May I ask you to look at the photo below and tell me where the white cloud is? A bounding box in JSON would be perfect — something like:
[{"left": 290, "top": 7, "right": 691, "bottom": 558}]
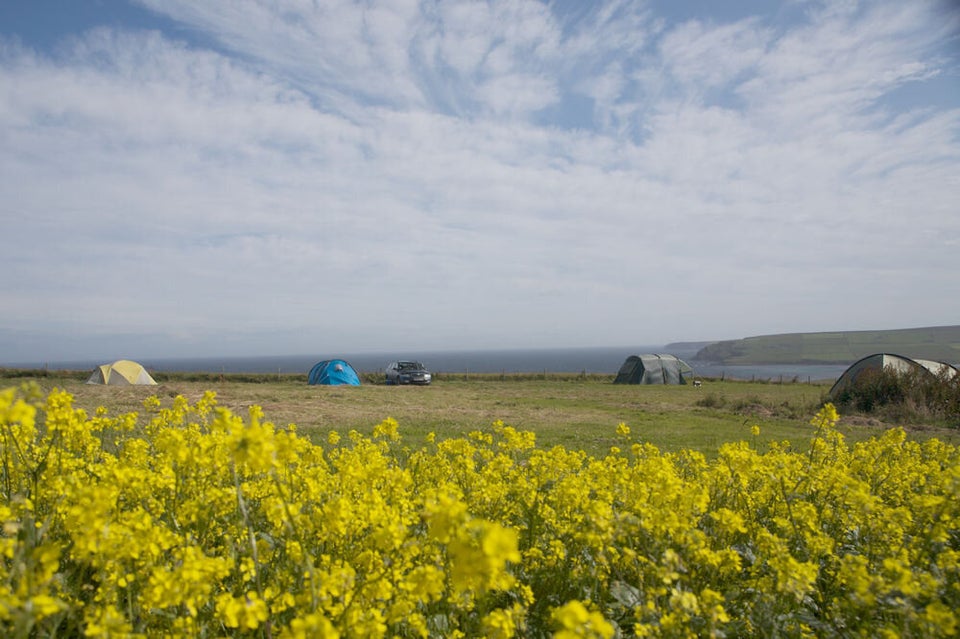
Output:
[
  {"left": 1, "top": 0, "right": 958, "bottom": 361},
  {"left": 659, "top": 18, "right": 769, "bottom": 91}
]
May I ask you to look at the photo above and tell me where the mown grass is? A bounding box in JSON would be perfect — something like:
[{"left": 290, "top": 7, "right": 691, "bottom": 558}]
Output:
[{"left": 5, "top": 369, "right": 959, "bottom": 457}]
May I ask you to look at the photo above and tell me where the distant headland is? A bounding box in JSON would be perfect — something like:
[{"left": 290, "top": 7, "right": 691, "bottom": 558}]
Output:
[{"left": 674, "top": 325, "right": 960, "bottom": 366}]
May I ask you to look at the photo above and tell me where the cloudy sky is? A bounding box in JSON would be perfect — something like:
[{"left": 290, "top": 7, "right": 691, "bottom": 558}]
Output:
[{"left": 1, "top": 0, "right": 958, "bottom": 363}]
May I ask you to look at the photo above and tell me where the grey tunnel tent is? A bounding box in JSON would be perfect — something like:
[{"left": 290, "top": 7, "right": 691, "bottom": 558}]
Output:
[
  {"left": 828, "top": 353, "right": 958, "bottom": 401},
  {"left": 614, "top": 354, "right": 694, "bottom": 385}
]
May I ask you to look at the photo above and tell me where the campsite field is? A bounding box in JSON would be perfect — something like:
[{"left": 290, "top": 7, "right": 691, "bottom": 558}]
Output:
[{"left": 5, "top": 372, "right": 959, "bottom": 456}]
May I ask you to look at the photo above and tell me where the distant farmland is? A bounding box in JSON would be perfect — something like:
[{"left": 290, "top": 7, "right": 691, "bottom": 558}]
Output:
[{"left": 695, "top": 325, "right": 960, "bottom": 365}]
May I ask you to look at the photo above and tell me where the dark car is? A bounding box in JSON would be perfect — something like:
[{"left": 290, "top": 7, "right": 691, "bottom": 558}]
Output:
[{"left": 385, "top": 361, "right": 432, "bottom": 385}]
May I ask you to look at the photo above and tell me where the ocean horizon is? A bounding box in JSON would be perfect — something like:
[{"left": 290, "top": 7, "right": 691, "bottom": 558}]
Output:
[{"left": 5, "top": 345, "right": 848, "bottom": 382}]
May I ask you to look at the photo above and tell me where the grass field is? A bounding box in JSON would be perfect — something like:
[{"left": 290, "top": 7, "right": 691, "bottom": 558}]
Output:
[{"left": 5, "top": 371, "right": 959, "bottom": 457}]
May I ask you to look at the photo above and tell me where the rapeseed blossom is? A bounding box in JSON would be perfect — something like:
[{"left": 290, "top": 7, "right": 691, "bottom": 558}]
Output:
[
  {"left": 552, "top": 600, "right": 615, "bottom": 639},
  {"left": 1, "top": 388, "right": 959, "bottom": 638}
]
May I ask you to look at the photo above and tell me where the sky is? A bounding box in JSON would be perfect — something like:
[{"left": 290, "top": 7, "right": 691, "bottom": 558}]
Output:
[{"left": 1, "top": 0, "right": 959, "bottom": 363}]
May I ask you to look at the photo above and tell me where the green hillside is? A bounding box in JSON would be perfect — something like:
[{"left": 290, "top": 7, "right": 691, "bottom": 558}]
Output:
[{"left": 695, "top": 325, "right": 960, "bottom": 365}]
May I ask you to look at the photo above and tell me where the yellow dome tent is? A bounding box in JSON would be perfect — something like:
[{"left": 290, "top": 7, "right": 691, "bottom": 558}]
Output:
[{"left": 86, "top": 359, "right": 158, "bottom": 385}]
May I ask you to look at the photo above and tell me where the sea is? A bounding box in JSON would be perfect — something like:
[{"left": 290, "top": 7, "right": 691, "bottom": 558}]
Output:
[{"left": 12, "top": 345, "right": 849, "bottom": 382}]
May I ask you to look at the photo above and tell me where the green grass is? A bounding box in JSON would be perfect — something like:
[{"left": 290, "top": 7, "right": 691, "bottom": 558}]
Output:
[{"left": 4, "top": 371, "right": 959, "bottom": 458}]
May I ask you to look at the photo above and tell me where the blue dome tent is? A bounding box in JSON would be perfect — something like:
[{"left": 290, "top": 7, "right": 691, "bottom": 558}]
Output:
[{"left": 308, "top": 359, "right": 361, "bottom": 386}]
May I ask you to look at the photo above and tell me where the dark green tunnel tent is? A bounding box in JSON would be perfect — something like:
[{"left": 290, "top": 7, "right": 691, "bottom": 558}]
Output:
[{"left": 614, "top": 354, "right": 694, "bottom": 385}]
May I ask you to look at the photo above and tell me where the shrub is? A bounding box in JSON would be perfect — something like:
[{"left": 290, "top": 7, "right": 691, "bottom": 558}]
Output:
[
  {"left": 833, "top": 366, "right": 960, "bottom": 426},
  {"left": 695, "top": 392, "right": 726, "bottom": 408}
]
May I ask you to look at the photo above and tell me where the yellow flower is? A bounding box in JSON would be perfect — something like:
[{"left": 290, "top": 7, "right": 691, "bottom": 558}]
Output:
[
  {"left": 83, "top": 604, "right": 133, "bottom": 638},
  {"left": 551, "top": 600, "right": 614, "bottom": 639},
  {"left": 448, "top": 520, "right": 520, "bottom": 594},
  {"left": 482, "top": 604, "right": 525, "bottom": 639},
  {"left": 923, "top": 601, "right": 957, "bottom": 636},
  {"left": 668, "top": 588, "right": 699, "bottom": 615},
  {"left": 810, "top": 402, "right": 839, "bottom": 430},
  {"left": 3, "top": 385, "right": 960, "bottom": 638},
  {"left": 373, "top": 417, "right": 400, "bottom": 442},
  {"left": 403, "top": 565, "right": 445, "bottom": 603},
  {"left": 279, "top": 613, "right": 340, "bottom": 639},
  {"left": 216, "top": 591, "right": 270, "bottom": 630}
]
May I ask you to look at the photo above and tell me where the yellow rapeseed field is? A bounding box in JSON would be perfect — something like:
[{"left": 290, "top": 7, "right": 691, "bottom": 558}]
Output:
[{"left": 1, "top": 383, "right": 958, "bottom": 637}]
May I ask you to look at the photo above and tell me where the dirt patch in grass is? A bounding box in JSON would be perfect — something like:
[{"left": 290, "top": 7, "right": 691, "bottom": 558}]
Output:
[{"left": 840, "top": 415, "right": 890, "bottom": 429}]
